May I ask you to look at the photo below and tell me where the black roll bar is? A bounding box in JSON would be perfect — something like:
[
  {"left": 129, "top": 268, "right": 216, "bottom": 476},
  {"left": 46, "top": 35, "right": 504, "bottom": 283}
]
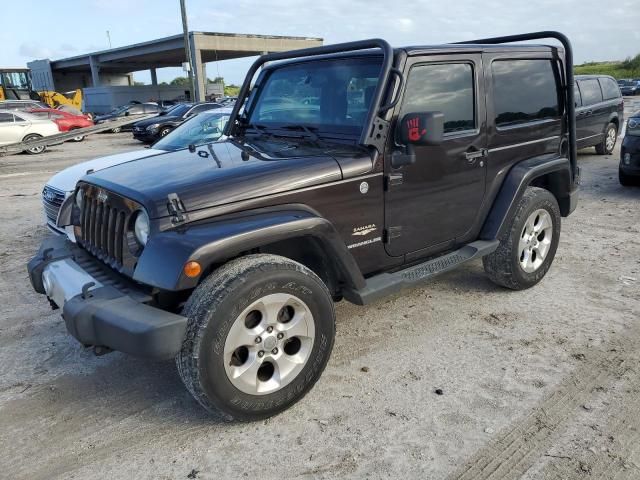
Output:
[
  {"left": 223, "top": 38, "right": 395, "bottom": 149},
  {"left": 454, "top": 31, "right": 577, "bottom": 183}
]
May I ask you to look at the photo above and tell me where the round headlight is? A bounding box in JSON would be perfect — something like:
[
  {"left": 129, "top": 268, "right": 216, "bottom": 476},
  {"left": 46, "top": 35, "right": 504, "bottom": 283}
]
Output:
[
  {"left": 629, "top": 119, "right": 639, "bottom": 130},
  {"left": 75, "top": 189, "right": 83, "bottom": 209},
  {"left": 134, "top": 210, "right": 150, "bottom": 246}
]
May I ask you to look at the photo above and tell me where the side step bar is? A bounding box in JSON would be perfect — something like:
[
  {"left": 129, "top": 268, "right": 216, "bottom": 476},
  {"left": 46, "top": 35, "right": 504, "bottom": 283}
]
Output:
[{"left": 343, "top": 240, "right": 499, "bottom": 305}]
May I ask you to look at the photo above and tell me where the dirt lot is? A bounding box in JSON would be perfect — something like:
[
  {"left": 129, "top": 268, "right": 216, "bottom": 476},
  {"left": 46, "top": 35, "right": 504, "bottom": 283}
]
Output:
[{"left": 0, "top": 103, "right": 639, "bottom": 480}]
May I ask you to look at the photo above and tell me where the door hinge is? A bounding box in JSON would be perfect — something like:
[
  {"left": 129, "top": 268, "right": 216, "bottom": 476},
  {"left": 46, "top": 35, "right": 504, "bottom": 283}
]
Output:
[
  {"left": 384, "top": 173, "right": 404, "bottom": 190},
  {"left": 167, "top": 193, "right": 187, "bottom": 224},
  {"left": 384, "top": 226, "right": 402, "bottom": 243}
]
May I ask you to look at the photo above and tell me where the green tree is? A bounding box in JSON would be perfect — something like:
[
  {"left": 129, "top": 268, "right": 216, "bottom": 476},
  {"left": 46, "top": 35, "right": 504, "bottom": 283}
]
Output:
[
  {"left": 169, "top": 77, "right": 190, "bottom": 86},
  {"left": 224, "top": 84, "right": 240, "bottom": 96}
]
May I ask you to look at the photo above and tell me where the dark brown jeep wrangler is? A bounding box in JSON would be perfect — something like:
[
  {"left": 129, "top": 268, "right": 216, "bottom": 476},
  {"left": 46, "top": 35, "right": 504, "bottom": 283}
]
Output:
[{"left": 28, "top": 31, "right": 579, "bottom": 421}]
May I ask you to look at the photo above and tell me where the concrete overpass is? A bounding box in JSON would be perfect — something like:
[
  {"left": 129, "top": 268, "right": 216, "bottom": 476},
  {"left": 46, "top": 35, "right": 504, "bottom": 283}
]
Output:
[{"left": 28, "top": 32, "right": 323, "bottom": 101}]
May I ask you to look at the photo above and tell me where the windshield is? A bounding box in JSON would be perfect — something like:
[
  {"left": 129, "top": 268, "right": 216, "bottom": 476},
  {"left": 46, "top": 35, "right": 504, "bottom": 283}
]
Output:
[
  {"left": 108, "top": 105, "right": 128, "bottom": 115},
  {"left": 246, "top": 57, "right": 382, "bottom": 137},
  {"left": 1, "top": 72, "right": 30, "bottom": 89},
  {"left": 165, "top": 103, "right": 191, "bottom": 117},
  {"left": 153, "top": 111, "right": 230, "bottom": 151}
]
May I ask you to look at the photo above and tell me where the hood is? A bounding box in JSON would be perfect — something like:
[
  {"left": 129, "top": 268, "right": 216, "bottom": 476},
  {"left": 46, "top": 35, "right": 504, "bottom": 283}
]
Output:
[
  {"left": 47, "top": 148, "right": 166, "bottom": 192},
  {"left": 133, "top": 115, "right": 180, "bottom": 128},
  {"left": 83, "top": 139, "right": 373, "bottom": 219}
]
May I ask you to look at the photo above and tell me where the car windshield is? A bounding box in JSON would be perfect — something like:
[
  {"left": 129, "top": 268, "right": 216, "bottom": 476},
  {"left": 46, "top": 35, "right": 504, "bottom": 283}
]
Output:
[
  {"left": 108, "top": 105, "right": 129, "bottom": 115},
  {"left": 153, "top": 111, "right": 231, "bottom": 151},
  {"left": 246, "top": 56, "right": 382, "bottom": 137},
  {"left": 165, "top": 104, "right": 190, "bottom": 117}
]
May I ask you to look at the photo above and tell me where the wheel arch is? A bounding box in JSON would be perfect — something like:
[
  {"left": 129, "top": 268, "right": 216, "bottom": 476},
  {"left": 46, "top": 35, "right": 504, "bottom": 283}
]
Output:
[
  {"left": 480, "top": 156, "right": 575, "bottom": 240},
  {"left": 133, "top": 205, "right": 366, "bottom": 294}
]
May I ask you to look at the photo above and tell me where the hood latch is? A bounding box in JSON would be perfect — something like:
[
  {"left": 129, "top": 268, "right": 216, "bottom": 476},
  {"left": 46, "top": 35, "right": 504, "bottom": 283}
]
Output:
[{"left": 167, "top": 193, "right": 187, "bottom": 225}]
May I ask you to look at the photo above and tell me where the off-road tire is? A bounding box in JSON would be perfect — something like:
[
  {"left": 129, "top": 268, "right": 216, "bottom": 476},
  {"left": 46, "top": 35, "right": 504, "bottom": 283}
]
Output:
[
  {"left": 595, "top": 123, "right": 617, "bottom": 155},
  {"left": 483, "top": 187, "right": 561, "bottom": 290},
  {"left": 176, "top": 254, "right": 335, "bottom": 421},
  {"left": 619, "top": 168, "right": 636, "bottom": 187},
  {"left": 23, "top": 134, "right": 46, "bottom": 155}
]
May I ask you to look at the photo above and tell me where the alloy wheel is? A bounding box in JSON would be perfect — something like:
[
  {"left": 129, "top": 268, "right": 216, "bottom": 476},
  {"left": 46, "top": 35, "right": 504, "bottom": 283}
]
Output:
[
  {"left": 518, "top": 209, "right": 553, "bottom": 273},
  {"left": 223, "top": 293, "right": 315, "bottom": 395}
]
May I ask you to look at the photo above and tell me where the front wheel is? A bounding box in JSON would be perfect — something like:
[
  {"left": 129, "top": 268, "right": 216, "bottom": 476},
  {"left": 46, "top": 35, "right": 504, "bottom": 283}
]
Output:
[
  {"left": 483, "top": 187, "right": 561, "bottom": 290},
  {"left": 159, "top": 126, "right": 172, "bottom": 137},
  {"left": 595, "top": 123, "right": 617, "bottom": 155},
  {"left": 23, "top": 134, "right": 46, "bottom": 154},
  {"left": 110, "top": 126, "right": 122, "bottom": 134},
  {"left": 70, "top": 129, "right": 84, "bottom": 142},
  {"left": 177, "top": 254, "right": 335, "bottom": 421}
]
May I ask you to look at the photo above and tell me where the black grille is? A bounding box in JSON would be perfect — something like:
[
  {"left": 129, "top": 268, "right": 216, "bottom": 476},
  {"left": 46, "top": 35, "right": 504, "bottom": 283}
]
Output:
[
  {"left": 77, "top": 184, "right": 138, "bottom": 273},
  {"left": 42, "top": 185, "right": 66, "bottom": 224}
]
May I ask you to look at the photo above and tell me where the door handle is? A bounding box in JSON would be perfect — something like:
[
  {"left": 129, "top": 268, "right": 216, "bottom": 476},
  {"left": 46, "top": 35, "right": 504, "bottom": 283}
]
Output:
[{"left": 465, "top": 148, "right": 488, "bottom": 162}]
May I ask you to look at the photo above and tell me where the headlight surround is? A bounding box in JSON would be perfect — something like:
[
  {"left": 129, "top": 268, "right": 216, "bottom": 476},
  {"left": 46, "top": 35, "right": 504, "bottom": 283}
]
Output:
[
  {"left": 134, "top": 210, "right": 150, "bottom": 246},
  {"left": 146, "top": 123, "right": 160, "bottom": 131},
  {"left": 628, "top": 118, "right": 640, "bottom": 136}
]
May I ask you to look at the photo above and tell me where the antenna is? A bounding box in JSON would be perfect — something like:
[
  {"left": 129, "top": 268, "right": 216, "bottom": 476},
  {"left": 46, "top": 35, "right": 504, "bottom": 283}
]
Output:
[{"left": 106, "top": 30, "right": 112, "bottom": 49}]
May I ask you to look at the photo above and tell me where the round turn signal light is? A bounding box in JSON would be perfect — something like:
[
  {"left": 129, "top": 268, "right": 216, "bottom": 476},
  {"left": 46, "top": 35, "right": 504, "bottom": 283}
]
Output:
[{"left": 183, "top": 261, "right": 202, "bottom": 278}]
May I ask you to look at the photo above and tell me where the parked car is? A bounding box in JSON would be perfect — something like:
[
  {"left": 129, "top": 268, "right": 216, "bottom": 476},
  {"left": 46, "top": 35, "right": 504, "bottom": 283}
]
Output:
[
  {"left": 0, "top": 99, "right": 49, "bottom": 111},
  {"left": 619, "top": 79, "right": 640, "bottom": 96},
  {"left": 41, "top": 108, "right": 232, "bottom": 233},
  {"left": 131, "top": 102, "right": 222, "bottom": 142},
  {"left": 28, "top": 33, "right": 580, "bottom": 421},
  {"left": 94, "top": 102, "right": 160, "bottom": 133},
  {"left": 28, "top": 108, "right": 93, "bottom": 142},
  {"left": 575, "top": 75, "right": 624, "bottom": 154},
  {"left": 619, "top": 110, "right": 640, "bottom": 186},
  {"left": 0, "top": 110, "right": 59, "bottom": 154}
]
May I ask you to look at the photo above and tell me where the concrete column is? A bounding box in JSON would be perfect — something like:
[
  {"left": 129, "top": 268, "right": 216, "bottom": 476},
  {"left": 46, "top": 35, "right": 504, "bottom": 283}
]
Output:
[
  {"left": 89, "top": 55, "right": 100, "bottom": 87},
  {"left": 150, "top": 68, "right": 158, "bottom": 86},
  {"left": 189, "top": 34, "right": 205, "bottom": 102}
]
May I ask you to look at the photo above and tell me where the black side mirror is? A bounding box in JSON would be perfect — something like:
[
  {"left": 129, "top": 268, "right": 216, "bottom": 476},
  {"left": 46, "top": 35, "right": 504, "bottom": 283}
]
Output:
[
  {"left": 399, "top": 112, "right": 444, "bottom": 146},
  {"left": 392, "top": 111, "right": 445, "bottom": 168}
]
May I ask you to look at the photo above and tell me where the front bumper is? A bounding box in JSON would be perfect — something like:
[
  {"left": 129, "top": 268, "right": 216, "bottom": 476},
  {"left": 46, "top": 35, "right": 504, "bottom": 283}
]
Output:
[
  {"left": 132, "top": 130, "right": 158, "bottom": 142},
  {"left": 28, "top": 236, "right": 187, "bottom": 359}
]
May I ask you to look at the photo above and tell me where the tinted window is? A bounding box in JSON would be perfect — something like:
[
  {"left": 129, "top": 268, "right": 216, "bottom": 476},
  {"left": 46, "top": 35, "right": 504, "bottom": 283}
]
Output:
[
  {"left": 400, "top": 63, "right": 475, "bottom": 134},
  {"left": 0, "top": 112, "right": 14, "bottom": 123},
  {"left": 191, "top": 104, "right": 218, "bottom": 114},
  {"left": 599, "top": 77, "right": 621, "bottom": 100},
  {"left": 128, "top": 105, "right": 144, "bottom": 114},
  {"left": 577, "top": 79, "right": 603, "bottom": 106},
  {"left": 574, "top": 85, "right": 582, "bottom": 107},
  {"left": 492, "top": 60, "right": 559, "bottom": 127}
]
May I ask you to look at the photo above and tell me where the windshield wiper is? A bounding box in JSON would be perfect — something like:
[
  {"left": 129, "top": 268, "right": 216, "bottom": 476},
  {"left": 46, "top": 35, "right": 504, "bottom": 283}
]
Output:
[{"left": 277, "top": 124, "right": 327, "bottom": 148}]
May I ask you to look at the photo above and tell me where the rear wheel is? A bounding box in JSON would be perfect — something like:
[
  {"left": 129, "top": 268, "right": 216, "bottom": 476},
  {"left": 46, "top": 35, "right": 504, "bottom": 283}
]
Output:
[
  {"left": 23, "top": 134, "right": 46, "bottom": 155},
  {"left": 70, "top": 128, "right": 84, "bottom": 142},
  {"left": 595, "top": 123, "right": 617, "bottom": 155},
  {"left": 177, "top": 254, "right": 335, "bottom": 421},
  {"left": 483, "top": 187, "right": 561, "bottom": 290}
]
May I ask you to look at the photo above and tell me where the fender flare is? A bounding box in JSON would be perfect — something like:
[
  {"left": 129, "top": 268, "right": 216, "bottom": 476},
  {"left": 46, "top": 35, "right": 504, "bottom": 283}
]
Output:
[
  {"left": 133, "top": 205, "right": 366, "bottom": 292},
  {"left": 480, "top": 156, "right": 574, "bottom": 240}
]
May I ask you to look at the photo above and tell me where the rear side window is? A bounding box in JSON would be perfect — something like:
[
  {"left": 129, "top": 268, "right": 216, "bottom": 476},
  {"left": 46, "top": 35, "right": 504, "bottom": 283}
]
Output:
[
  {"left": 400, "top": 63, "right": 475, "bottom": 134},
  {"left": 577, "top": 79, "right": 603, "bottom": 106},
  {"left": 0, "top": 112, "right": 14, "bottom": 123},
  {"left": 598, "top": 77, "right": 621, "bottom": 100},
  {"left": 574, "top": 85, "right": 582, "bottom": 107},
  {"left": 144, "top": 104, "right": 159, "bottom": 113},
  {"left": 128, "top": 105, "right": 144, "bottom": 114},
  {"left": 492, "top": 59, "right": 559, "bottom": 128}
]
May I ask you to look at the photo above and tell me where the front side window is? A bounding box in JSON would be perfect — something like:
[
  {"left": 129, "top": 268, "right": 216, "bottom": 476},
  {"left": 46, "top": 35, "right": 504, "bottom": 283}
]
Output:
[
  {"left": 599, "top": 78, "right": 621, "bottom": 100},
  {"left": 0, "top": 112, "right": 14, "bottom": 123},
  {"left": 248, "top": 57, "right": 382, "bottom": 136},
  {"left": 399, "top": 63, "right": 475, "bottom": 134},
  {"left": 577, "top": 79, "right": 603, "bottom": 106},
  {"left": 492, "top": 59, "right": 560, "bottom": 128}
]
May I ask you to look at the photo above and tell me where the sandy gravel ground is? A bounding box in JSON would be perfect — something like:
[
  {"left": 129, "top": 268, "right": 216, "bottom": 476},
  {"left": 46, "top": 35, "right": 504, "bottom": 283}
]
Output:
[{"left": 0, "top": 104, "right": 639, "bottom": 480}]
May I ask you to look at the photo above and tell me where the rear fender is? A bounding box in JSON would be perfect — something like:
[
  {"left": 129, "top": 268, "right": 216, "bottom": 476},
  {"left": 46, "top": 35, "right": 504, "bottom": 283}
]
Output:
[
  {"left": 133, "top": 205, "right": 366, "bottom": 292},
  {"left": 480, "top": 156, "right": 575, "bottom": 240}
]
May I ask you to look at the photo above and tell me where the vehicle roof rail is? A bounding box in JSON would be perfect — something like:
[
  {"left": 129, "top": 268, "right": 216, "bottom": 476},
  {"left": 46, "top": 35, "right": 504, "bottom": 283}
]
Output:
[
  {"left": 453, "top": 31, "right": 577, "bottom": 183},
  {"left": 224, "top": 39, "right": 395, "bottom": 151}
]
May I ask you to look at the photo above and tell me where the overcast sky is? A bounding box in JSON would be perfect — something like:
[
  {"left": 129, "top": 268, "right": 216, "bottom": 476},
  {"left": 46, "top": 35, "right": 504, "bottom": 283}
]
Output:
[{"left": 3, "top": 0, "right": 639, "bottom": 85}]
